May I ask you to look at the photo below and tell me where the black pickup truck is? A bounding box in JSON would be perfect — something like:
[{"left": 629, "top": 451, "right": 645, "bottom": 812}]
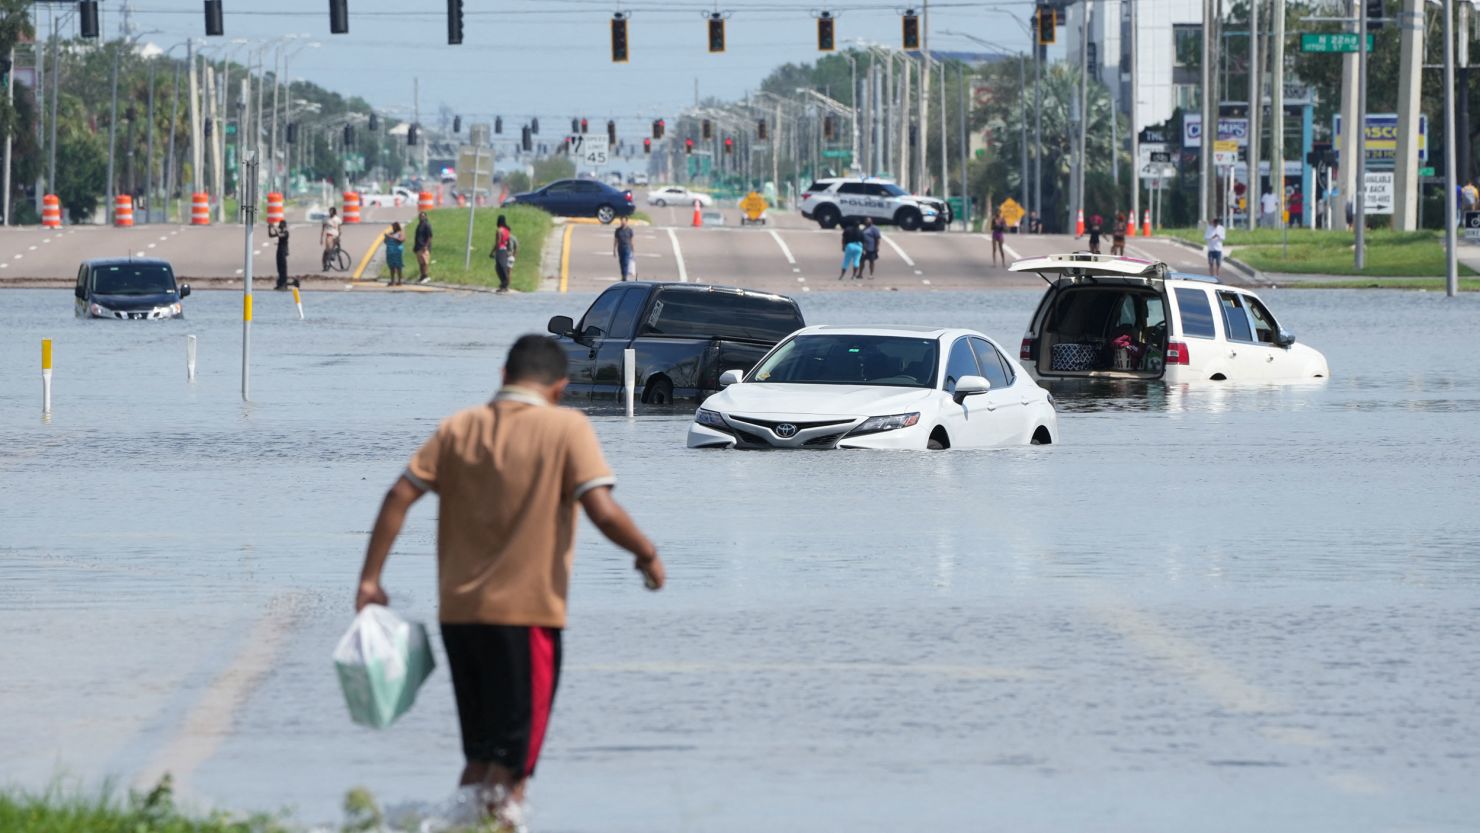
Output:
[{"left": 547, "top": 282, "right": 804, "bottom": 404}]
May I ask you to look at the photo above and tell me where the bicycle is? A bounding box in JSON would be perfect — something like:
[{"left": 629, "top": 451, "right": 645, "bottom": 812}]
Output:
[{"left": 322, "top": 238, "right": 350, "bottom": 272}]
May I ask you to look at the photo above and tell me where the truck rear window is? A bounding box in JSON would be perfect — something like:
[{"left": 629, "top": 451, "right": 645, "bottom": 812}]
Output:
[
  {"left": 1174, "top": 287, "right": 1217, "bottom": 338},
  {"left": 642, "top": 292, "right": 803, "bottom": 342}
]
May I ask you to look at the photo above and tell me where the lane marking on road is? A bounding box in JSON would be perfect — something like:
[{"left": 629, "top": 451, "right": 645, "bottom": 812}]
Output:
[
  {"left": 922, "top": 279, "right": 931, "bottom": 285},
  {"left": 767, "top": 229, "right": 797, "bottom": 267},
  {"left": 572, "top": 660, "right": 1035, "bottom": 680},
  {"left": 881, "top": 233, "right": 916, "bottom": 269},
  {"left": 559, "top": 224, "right": 574, "bottom": 293},
  {"left": 147, "top": 243, "right": 156, "bottom": 249},
  {"left": 28, "top": 245, "right": 37, "bottom": 251},
  {"left": 666, "top": 227, "right": 688, "bottom": 283},
  {"left": 138, "top": 592, "right": 304, "bottom": 793},
  {"left": 1004, "top": 243, "right": 1022, "bottom": 261}
]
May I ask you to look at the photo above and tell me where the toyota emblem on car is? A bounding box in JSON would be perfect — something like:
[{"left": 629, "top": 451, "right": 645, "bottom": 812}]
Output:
[{"left": 774, "top": 423, "right": 798, "bottom": 438}]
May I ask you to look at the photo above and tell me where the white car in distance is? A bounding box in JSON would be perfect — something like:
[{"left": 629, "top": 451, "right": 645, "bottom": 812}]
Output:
[
  {"left": 687, "top": 325, "right": 1058, "bottom": 450},
  {"left": 647, "top": 186, "right": 713, "bottom": 207}
]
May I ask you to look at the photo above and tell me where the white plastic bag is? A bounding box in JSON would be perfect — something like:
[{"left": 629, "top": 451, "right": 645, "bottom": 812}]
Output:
[{"left": 334, "top": 604, "right": 435, "bottom": 729}]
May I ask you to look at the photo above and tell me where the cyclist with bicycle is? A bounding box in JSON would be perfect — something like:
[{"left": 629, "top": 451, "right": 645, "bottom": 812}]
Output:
[{"left": 321, "top": 207, "right": 342, "bottom": 271}]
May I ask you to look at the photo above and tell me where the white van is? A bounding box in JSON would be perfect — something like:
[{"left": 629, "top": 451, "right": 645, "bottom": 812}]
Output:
[{"left": 1011, "top": 254, "right": 1330, "bottom": 383}]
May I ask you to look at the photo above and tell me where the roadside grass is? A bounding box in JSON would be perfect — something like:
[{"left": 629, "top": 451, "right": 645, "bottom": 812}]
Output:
[
  {"left": 1281, "top": 278, "right": 1480, "bottom": 291},
  {"left": 1159, "top": 227, "right": 1476, "bottom": 278},
  {"left": 0, "top": 777, "right": 293, "bottom": 833},
  {"left": 382, "top": 205, "right": 553, "bottom": 292}
]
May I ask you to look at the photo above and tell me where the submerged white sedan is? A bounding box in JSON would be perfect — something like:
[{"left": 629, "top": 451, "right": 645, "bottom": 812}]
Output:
[{"left": 687, "top": 325, "right": 1059, "bottom": 450}]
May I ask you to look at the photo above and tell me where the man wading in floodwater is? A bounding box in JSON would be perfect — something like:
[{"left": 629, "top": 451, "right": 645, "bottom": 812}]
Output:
[{"left": 355, "top": 335, "right": 665, "bottom": 829}]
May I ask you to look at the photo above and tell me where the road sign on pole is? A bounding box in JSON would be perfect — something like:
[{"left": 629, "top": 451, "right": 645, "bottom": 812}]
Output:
[
  {"left": 1364, "top": 171, "right": 1394, "bottom": 214},
  {"left": 1300, "top": 32, "right": 1374, "bottom": 53},
  {"left": 1463, "top": 211, "right": 1480, "bottom": 243}
]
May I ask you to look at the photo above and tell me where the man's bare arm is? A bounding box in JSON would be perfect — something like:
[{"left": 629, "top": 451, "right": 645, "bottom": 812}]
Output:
[
  {"left": 356, "top": 476, "right": 426, "bottom": 610},
  {"left": 580, "top": 486, "right": 664, "bottom": 590}
]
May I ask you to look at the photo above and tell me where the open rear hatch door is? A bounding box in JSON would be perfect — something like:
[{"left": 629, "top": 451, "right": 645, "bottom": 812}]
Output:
[{"left": 1009, "top": 253, "right": 1168, "bottom": 286}]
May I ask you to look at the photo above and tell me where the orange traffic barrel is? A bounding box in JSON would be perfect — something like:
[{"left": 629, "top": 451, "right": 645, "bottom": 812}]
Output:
[
  {"left": 342, "top": 191, "right": 361, "bottom": 224},
  {"left": 41, "top": 194, "right": 61, "bottom": 228},
  {"left": 456, "top": 194, "right": 467, "bottom": 207},
  {"left": 1142, "top": 208, "right": 1153, "bottom": 237},
  {"left": 265, "top": 192, "right": 284, "bottom": 226},
  {"left": 417, "top": 191, "right": 434, "bottom": 212},
  {"left": 114, "top": 195, "right": 133, "bottom": 227},
  {"left": 191, "top": 192, "right": 211, "bottom": 225}
]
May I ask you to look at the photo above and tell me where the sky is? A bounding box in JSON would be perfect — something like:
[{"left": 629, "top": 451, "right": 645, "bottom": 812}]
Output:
[{"left": 76, "top": 0, "right": 1057, "bottom": 131}]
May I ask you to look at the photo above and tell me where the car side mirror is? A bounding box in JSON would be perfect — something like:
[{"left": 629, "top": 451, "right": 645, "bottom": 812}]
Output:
[
  {"left": 547, "top": 315, "right": 574, "bottom": 337},
  {"left": 719, "top": 369, "right": 744, "bottom": 387},
  {"left": 179, "top": 284, "right": 191, "bottom": 298},
  {"left": 1275, "top": 329, "right": 1296, "bottom": 348},
  {"left": 952, "top": 375, "right": 991, "bottom": 404}
]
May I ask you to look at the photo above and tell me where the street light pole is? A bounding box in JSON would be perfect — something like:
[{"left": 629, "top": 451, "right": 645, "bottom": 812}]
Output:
[
  {"left": 1355, "top": 1, "right": 1368, "bottom": 269},
  {"left": 1441, "top": 0, "right": 1459, "bottom": 296}
]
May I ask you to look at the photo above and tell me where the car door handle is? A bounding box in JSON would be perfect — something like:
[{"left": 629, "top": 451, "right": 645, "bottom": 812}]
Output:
[
  {"left": 1228, "top": 350, "right": 1238, "bottom": 358},
  {"left": 1266, "top": 354, "right": 1275, "bottom": 362}
]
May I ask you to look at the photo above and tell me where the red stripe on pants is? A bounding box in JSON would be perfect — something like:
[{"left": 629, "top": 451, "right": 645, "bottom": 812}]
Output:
[{"left": 525, "top": 627, "right": 556, "bottom": 775}]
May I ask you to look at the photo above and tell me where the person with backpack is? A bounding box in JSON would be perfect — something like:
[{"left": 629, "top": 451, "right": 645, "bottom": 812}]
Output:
[{"left": 490, "top": 215, "right": 519, "bottom": 294}]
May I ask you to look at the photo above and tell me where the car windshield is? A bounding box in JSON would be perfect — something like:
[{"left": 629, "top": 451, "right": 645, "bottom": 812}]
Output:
[
  {"left": 749, "top": 334, "right": 938, "bottom": 388},
  {"left": 93, "top": 264, "right": 175, "bottom": 295}
]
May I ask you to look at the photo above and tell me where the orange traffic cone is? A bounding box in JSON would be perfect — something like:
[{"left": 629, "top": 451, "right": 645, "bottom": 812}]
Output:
[
  {"left": 1126, "top": 211, "right": 1138, "bottom": 237},
  {"left": 1142, "top": 208, "right": 1153, "bottom": 237},
  {"left": 692, "top": 199, "right": 703, "bottom": 228},
  {"left": 1074, "top": 208, "right": 1085, "bottom": 237}
]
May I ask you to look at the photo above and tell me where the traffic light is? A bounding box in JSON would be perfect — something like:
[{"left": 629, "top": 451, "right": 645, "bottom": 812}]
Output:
[
  {"left": 1087, "top": 41, "right": 1097, "bottom": 68},
  {"left": 521, "top": 125, "right": 533, "bottom": 152},
  {"left": 343, "top": 125, "right": 354, "bottom": 146},
  {"left": 685, "top": 138, "right": 694, "bottom": 155},
  {"left": 823, "top": 116, "right": 836, "bottom": 141},
  {"left": 607, "top": 120, "right": 616, "bottom": 147},
  {"left": 203, "top": 0, "right": 222, "bottom": 36},
  {"left": 724, "top": 137, "right": 733, "bottom": 155},
  {"left": 447, "top": 0, "right": 463, "bottom": 45},
  {"left": 757, "top": 119, "right": 767, "bottom": 141},
  {"left": 80, "top": 0, "right": 100, "bottom": 38},
  {"left": 902, "top": 9, "right": 920, "bottom": 50},
  {"left": 531, "top": 117, "right": 539, "bottom": 134},
  {"left": 571, "top": 117, "right": 580, "bottom": 134},
  {"left": 286, "top": 122, "right": 298, "bottom": 144},
  {"left": 1366, "top": 0, "right": 1384, "bottom": 28},
  {"left": 368, "top": 113, "right": 378, "bottom": 131},
  {"left": 611, "top": 13, "right": 629, "bottom": 63},
  {"left": 408, "top": 124, "right": 418, "bottom": 146},
  {"left": 1036, "top": 5, "right": 1055, "bottom": 45},
  {"left": 453, "top": 115, "right": 462, "bottom": 133},
  {"left": 580, "top": 118, "right": 589, "bottom": 134},
  {"left": 494, "top": 116, "right": 502, "bottom": 134},
  {"left": 330, "top": 0, "right": 349, "bottom": 34},
  {"left": 707, "top": 13, "right": 725, "bottom": 53},
  {"left": 817, "top": 12, "right": 835, "bottom": 52},
  {"left": 702, "top": 119, "right": 712, "bottom": 140},
  {"left": 643, "top": 138, "right": 652, "bottom": 154},
  {"left": 652, "top": 119, "right": 664, "bottom": 140}
]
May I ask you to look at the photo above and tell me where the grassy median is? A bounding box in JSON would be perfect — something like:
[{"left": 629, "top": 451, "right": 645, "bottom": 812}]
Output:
[
  {"left": 1160, "top": 227, "right": 1476, "bottom": 278},
  {"left": 381, "top": 205, "right": 554, "bottom": 292}
]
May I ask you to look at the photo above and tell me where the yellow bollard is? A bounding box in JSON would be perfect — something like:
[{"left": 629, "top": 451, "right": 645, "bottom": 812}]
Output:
[
  {"left": 41, "top": 338, "right": 53, "bottom": 414},
  {"left": 291, "top": 286, "right": 305, "bottom": 320}
]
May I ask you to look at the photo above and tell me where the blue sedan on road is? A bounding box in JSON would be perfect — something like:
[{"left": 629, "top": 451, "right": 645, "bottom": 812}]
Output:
[{"left": 502, "top": 178, "right": 636, "bottom": 224}]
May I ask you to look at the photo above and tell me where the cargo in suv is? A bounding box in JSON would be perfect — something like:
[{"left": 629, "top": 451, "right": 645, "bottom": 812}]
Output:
[{"left": 1011, "top": 254, "right": 1330, "bottom": 384}]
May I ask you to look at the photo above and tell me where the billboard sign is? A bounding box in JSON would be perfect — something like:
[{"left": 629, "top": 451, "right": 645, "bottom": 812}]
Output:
[{"left": 1183, "top": 115, "right": 1250, "bottom": 148}]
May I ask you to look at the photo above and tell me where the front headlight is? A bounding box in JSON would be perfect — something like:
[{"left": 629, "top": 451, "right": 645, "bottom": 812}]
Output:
[
  {"left": 89, "top": 302, "right": 109, "bottom": 317},
  {"left": 167, "top": 303, "right": 183, "bottom": 316},
  {"left": 851, "top": 412, "right": 921, "bottom": 435},
  {"left": 694, "top": 408, "right": 727, "bottom": 429}
]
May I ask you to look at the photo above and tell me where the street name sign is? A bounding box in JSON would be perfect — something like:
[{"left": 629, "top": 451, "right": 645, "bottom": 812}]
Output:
[{"left": 1300, "top": 33, "right": 1374, "bottom": 53}]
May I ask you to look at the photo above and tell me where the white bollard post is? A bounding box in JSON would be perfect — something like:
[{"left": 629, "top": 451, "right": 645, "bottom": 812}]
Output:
[
  {"left": 186, "top": 334, "right": 197, "bottom": 381},
  {"left": 41, "top": 338, "right": 53, "bottom": 415},
  {"left": 623, "top": 348, "right": 636, "bottom": 419},
  {"left": 291, "top": 286, "right": 305, "bottom": 320}
]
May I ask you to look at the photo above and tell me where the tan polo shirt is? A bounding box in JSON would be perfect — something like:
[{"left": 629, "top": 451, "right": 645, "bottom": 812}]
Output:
[{"left": 404, "top": 387, "right": 615, "bottom": 628}]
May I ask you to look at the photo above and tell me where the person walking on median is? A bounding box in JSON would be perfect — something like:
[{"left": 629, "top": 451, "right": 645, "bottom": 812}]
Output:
[
  {"left": 269, "top": 220, "right": 294, "bottom": 290},
  {"left": 384, "top": 222, "right": 407, "bottom": 286},
  {"left": 490, "top": 215, "right": 517, "bottom": 294},
  {"left": 354, "top": 334, "right": 665, "bottom": 831},
  {"left": 414, "top": 211, "right": 434, "bottom": 284},
  {"left": 1205, "top": 216, "right": 1226, "bottom": 278},
  {"left": 613, "top": 216, "right": 635, "bottom": 281},
  {"left": 989, "top": 210, "right": 1008, "bottom": 267},
  {"left": 860, "top": 217, "right": 882, "bottom": 278},
  {"left": 1110, "top": 211, "right": 1128, "bottom": 256},
  {"left": 321, "top": 207, "right": 342, "bottom": 270},
  {"left": 839, "top": 221, "right": 865, "bottom": 280}
]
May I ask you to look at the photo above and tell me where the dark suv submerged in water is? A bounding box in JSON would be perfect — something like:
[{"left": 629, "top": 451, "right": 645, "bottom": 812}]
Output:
[{"left": 74, "top": 258, "right": 191, "bottom": 320}]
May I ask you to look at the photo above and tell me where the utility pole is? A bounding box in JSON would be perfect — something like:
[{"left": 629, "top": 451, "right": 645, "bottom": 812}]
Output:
[
  {"left": 1458, "top": 3, "right": 1470, "bottom": 187},
  {"left": 1271, "top": 0, "right": 1286, "bottom": 230},
  {"left": 47, "top": 14, "right": 58, "bottom": 196},
  {"left": 1074, "top": 0, "right": 1091, "bottom": 232},
  {"left": 106, "top": 43, "right": 120, "bottom": 224},
  {"left": 145, "top": 60, "right": 156, "bottom": 223},
  {"left": 960, "top": 63, "right": 971, "bottom": 230},
  {"left": 1200, "top": 0, "right": 1218, "bottom": 225},
  {"left": 919, "top": 0, "right": 931, "bottom": 194},
  {"left": 938, "top": 61, "right": 947, "bottom": 209},
  {"left": 1034, "top": 31, "right": 1042, "bottom": 227},
  {"left": 2, "top": 46, "right": 13, "bottom": 226},
  {"left": 1338, "top": 0, "right": 1359, "bottom": 231},
  {"left": 1130, "top": 0, "right": 1140, "bottom": 231},
  {"left": 1393, "top": 0, "right": 1424, "bottom": 230},
  {"left": 1355, "top": 0, "right": 1368, "bottom": 268},
  {"left": 900, "top": 59, "right": 912, "bottom": 191},
  {"left": 1441, "top": 0, "right": 1458, "bottom": 296},
  {"left": 1248, "top": 0, "right": 1261, "bottom": 230},
  {"left": 189, "top": 42, "right": 203, "bottom": 197}
]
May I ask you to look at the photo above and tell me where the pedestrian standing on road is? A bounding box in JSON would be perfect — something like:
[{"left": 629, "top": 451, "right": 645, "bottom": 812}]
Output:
[
  {"left": 989, "top": 211, "right": 1008, "bottom": 267},
  {"left": 861, "top": 217, "right": 882, "bottom": 278},
  {"left": 490, "top": 215, "right": 515, "bottom": 294},
  {"left": 613, "top": 216, "right": 635, "bottom": 281},
  {"left": 269, "top": 220, "right": 294, "bottom": 290},
  {"left": 839, "top": 221, "right": 865, "bottom": 280},
  {"left": 1110, "top": 211, "right": 1128, "bottom": 256},
  {"left": 1087, "top": 214, "right": 1103, "bottom": 255},
  {"left": 385, "top": 222, "right": 407, "bottom": 286},
  {"left": 321, "top": 207, "right": 342, "bottom": 270},
  {"left": 1205, "top": 216, "right": 1226, "bottom": 278},
  {"left": 414, "top": 211, "right": 434, "bottom": 284},
  {"left": 355, "top": 334, "right": 665, "bottom": 831}
]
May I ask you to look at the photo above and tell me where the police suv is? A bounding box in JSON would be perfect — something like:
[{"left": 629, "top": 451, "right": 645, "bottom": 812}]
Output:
[{"left": 799, "top": 178, "right": 946, "bottom": 232}]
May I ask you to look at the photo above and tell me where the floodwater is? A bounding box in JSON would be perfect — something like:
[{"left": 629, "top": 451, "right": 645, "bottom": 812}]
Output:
[{"left": 2, "top": 285, "right": 1479, "bottom": 833}]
